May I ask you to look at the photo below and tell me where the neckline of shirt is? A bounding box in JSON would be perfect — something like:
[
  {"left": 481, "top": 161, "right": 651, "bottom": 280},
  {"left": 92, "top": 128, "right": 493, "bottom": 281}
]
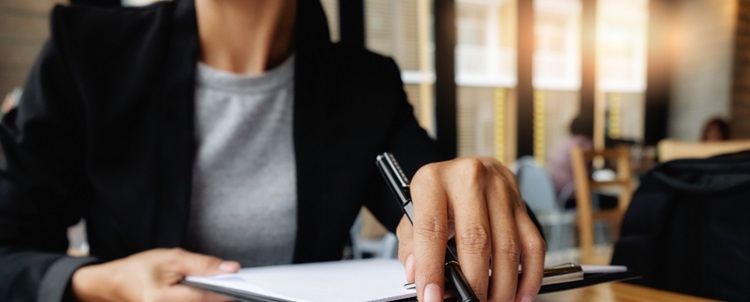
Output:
[{"left": 196, "top": 54, "right": 295, "bottom": 95}]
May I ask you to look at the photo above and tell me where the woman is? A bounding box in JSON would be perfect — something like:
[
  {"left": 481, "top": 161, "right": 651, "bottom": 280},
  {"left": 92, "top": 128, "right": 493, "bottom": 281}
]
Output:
[{"left": 0, "top": 1, "right": 544, "bottom": 301}]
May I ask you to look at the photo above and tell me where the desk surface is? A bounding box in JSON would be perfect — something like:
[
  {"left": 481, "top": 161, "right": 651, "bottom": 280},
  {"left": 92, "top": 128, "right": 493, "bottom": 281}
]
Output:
[{"left": 536, "top": 282, "right": 718, "bottom": 302}]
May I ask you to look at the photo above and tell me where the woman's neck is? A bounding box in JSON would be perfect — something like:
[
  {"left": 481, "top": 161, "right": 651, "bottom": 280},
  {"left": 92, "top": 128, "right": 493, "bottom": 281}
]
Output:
[{"left": 196, "top": 0, "right": 296, "bottom": 75}]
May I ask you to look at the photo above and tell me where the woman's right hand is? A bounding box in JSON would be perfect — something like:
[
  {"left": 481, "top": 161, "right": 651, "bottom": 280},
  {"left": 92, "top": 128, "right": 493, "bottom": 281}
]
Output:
[{"left": 72, "top": 248, "right": 240, "bottom": 302}]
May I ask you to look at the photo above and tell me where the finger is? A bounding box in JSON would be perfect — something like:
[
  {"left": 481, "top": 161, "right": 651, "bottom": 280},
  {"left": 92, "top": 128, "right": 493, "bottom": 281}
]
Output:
[
  {"left": 397, "top": 215, "right": 414, "bottom": 264},
  {"left": 167, "top": 248, "right": 240, "bottom": 276},
  {"left": 411, "top": 164, "right": 449, "bottom": 302},
  {"left": 485, "top": 173, "right": 522, "bottom": 302},
  {"left": 514, "top": 206, "right": 545, "bottom": 302},
  {"left": 449, "top": 164, "right": 491, "bottom": 300},
  {"left": 396, "top": 216, "right": 416, "bottom": 283}
]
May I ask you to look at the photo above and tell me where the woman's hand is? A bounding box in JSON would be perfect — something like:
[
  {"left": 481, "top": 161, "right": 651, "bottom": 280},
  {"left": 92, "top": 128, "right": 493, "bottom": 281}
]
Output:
[
  {"left": 397, "top": 157, "right": 546, "bottom": 302},
  {"left": 72, "top": 248, "right": 239, "bottom": 302}
]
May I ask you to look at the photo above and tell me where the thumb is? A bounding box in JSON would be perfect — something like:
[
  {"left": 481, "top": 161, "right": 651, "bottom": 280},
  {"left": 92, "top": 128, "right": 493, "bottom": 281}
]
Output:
[
  {"left": 167, "top": 248, "right": 240, "bottom": 276},
  {"left": 396, "top": 216, "right": 416, "bottom": 283}
]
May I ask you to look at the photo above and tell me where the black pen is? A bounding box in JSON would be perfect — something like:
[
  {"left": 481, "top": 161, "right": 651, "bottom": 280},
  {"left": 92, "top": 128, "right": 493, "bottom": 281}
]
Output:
[{"left": 376, "top": 152, "right": 480, "bottom": 302}]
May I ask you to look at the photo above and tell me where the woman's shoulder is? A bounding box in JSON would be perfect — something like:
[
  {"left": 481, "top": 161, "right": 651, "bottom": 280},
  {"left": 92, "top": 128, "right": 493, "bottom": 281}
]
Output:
[
  {"left": 328, "top": 43, "right": 398, "bottom": 70},
  {"left": 319, "top": 43, "right": 405, "bottom": 91},
  {"left": 49, "top": 2, "right": 178, "bottom": 54}
]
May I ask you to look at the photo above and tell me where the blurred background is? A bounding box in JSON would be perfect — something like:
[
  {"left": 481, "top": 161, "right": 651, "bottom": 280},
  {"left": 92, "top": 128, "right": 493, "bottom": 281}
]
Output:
[
  {"left": 1, "top": 0, "right": 743, "bottom": 162},
  {"left": 1, "top": 0, "right": 747, "bottom": 264}
]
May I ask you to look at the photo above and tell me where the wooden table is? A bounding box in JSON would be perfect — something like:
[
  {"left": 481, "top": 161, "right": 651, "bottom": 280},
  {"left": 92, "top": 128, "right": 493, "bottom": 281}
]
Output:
[{"left": 536, "top": 282, "right": 718, "bottom": 302}]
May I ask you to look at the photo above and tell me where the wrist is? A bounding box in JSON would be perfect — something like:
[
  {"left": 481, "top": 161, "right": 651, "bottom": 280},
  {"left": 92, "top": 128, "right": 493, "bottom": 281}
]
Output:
[{"left": 71, "top": 264, "right": 110, "bottom": 302}]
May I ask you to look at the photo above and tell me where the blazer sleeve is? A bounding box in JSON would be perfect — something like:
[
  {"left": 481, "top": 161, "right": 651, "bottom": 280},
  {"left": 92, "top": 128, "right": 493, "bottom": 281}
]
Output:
[
  {"left": 363, "top": 58, "right": 449, "bottom": 233},
  {"left": 0, "top": 26, "right": 97, "bottom": 302}
]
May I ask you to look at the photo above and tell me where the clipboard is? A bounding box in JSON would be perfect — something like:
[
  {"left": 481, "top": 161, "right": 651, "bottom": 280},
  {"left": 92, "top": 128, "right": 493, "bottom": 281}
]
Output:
[
  {"left": 401, "top": 263, "right": 639, "bottom": 295},
  {"left": 391, "top": 267, "right": 639, "bottom": 302},
  {"left": 181, "top": 259, "right": 639, "bottom": 302},
  {"left": 182, "top": 259, "right": 418, "bottom": 302},
  {"left": 538, "top": 264, "right": 639, "bottom": 294},
  {"left": 179, "top": 281, "right": 291, "bottom": 302}
]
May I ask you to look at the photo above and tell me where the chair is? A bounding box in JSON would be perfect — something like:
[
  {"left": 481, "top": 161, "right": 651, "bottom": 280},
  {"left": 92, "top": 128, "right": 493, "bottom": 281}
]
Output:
[
  {"left": 657, "top": 139, "right": 750, "bottom": 162},
  {"left": 514, "top": 156, "right": 575, "bottom": 252},
  {"left": 67, "top": 220, "right": 89, "bottom": 256},
  {"left": 349, "top": 209, "right": 398, "bottom": 259},
  {"left": 570, "top": 146, "right": 633, "bottom": 264}
]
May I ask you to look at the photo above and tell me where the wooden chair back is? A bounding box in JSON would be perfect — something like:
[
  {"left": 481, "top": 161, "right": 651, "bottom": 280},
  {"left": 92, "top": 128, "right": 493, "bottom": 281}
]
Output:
[{"left": 571, "top": 145, "right": 633, "bottom": 264}]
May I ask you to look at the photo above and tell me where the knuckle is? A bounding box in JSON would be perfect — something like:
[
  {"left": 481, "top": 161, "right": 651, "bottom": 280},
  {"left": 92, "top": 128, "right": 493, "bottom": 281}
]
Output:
[
  {"left": 526, "top": 235, "right": 548, "bottom": 255},
  {"left": 163, "top": 248, "right": 191, "bottom": 270},
  {"left": 495, "top": 163, "right": 515, "bottom": 179},
  {"left": 169, "top": 247, "right": 185, "bottom": 256},
  {"left": 414, "top": 217, "right": 449, "bottom": 241},
  {"left": 458, "top": 225, "right": 491, "bottom": 254},
  {"left": 455, "top": 158, "right": 486, "bottom": 182},
  {"left": 412, "top": 163, "right": 441, "bottom": 186},
  {"left": 425, "top": 270, "right": 445, "bottom": 283},
  {"left": 496, "top": 237, "right": 521, "bottom": 260},
  {"left": 167, "top": 248, "right": 186, "bottom": 260}
]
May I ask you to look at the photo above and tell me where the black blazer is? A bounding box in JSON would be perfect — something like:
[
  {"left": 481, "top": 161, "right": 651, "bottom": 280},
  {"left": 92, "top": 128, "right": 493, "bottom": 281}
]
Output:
[{"left": 0, "top": 1, "right": 447, "bottom": 300}]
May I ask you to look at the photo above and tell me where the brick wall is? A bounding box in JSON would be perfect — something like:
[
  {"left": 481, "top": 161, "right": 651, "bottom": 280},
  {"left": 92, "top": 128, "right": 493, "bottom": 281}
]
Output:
[{"left": 732, "top": 0, "right": 750, "bottom": 138}]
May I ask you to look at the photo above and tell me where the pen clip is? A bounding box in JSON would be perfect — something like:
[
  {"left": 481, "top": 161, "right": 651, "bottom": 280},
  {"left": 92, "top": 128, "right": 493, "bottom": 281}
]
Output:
[
  {"left": 376, "top": 153, "right": 412, "bottom": 207},
  {"left": 382, "top": 152, "right": 410, "bottom": 189}
]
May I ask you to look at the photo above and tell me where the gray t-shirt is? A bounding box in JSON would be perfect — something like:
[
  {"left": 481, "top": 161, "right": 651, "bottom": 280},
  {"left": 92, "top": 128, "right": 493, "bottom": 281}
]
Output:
[{"left": 185, "top": 56, "right": 297, "bottom": 267}]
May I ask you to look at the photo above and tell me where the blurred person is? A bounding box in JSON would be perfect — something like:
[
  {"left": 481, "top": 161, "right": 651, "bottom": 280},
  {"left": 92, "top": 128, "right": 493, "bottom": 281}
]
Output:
[
  {"left": 701, "top": 117, "right": 730, "bottom": 142},
  {"left": 547, "top": 116, "right": 619, "bottom": 210},
  {"left": 0, "top": 1, "right": 545, "bottom": 302},
  {"left": 547, "top": 115, "right": 593, "bottom": 206}
]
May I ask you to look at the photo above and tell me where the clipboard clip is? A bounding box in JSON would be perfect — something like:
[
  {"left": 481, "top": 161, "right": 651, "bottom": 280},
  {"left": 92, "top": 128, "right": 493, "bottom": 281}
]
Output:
[
  {"left": 540, "top": 263, "right": 584, "bottom": 285},
  {"left": 403, "top": 263, "right": 584, "bottom": 290}
]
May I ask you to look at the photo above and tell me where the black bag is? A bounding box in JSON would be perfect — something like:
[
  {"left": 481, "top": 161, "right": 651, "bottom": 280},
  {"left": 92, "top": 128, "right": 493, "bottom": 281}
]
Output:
[{"left": 611, "top": 152, "right": 750, "bottom": 301}]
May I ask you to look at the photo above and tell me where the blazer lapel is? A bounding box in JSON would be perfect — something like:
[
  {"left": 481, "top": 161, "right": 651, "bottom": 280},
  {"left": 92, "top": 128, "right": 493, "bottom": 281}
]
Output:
[
  {"left": 152, "top": 0, "right": 199, "bottom": 247},
  {"left": 291, "top": 0, "right": 339, "bottom": 262}
]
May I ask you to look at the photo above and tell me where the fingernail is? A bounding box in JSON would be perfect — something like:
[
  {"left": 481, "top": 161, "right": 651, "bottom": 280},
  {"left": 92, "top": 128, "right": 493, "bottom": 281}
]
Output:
[
  {"left": 219, "top": 261, "right": 239, "bottom": 273},
  {"left": 405, "top": 254, "right": 415, "bottom": 282},
  {"left": 521, "top": 294, "right": 535, "bottom": 302},
  {"left": 424, "top": 283, "right": 442, "bottom": 302}
]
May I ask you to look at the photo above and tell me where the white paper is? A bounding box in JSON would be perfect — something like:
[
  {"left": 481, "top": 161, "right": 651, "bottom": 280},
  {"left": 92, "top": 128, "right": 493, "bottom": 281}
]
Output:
[{"left": 185, "top": 259, "right": 415, "bottom": 302}]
